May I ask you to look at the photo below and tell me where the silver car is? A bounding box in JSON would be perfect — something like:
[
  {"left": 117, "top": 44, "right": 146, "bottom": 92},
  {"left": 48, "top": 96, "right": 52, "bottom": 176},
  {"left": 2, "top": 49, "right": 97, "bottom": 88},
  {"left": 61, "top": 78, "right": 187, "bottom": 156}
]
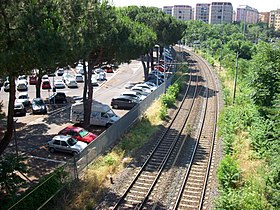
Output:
[{"left": 48, "top": 135, "right": 87, "bottom": 155}]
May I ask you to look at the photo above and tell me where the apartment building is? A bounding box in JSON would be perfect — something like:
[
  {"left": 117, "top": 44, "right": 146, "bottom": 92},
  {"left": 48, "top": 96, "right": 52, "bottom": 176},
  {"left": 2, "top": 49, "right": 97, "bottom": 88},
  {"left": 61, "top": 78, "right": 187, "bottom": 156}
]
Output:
[
  {"left": 195, "top": 3, "right": 211, "bottom": 23},
  {"left": 269, "top": 9, "right": 280, "bottom": 31},
  {"left": 259, "top": 12, "right": 270, "bottom": 24},
  {"left": 209, "top": 2, "right": 233, "bottom": 24},
  {"left": 236, "top": 5, "right": 258, "bottom": 24},
  {"left": 172, "top": 5, "right": 192, "bottom": 21},
  {"left": 163, "top": 6, "right": 173, "bottom": 15}
]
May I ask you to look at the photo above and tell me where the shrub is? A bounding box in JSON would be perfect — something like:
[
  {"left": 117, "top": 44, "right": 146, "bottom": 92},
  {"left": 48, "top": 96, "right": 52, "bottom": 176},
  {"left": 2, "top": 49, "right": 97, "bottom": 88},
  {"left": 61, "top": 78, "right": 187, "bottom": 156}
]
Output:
[{"left": 217, "top": 155, "right": 241, "bottom": 190}]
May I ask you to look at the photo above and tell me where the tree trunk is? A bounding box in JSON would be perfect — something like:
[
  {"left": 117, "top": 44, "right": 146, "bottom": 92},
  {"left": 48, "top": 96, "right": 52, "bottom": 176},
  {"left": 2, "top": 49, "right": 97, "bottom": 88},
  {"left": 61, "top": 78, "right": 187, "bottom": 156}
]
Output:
[
  {"left": 84, "top": 59, "right": 93, "bottom": 127},
  {"left": 36, "top": 76, "right": 42, "bottom": 98},
  {"left": 141, "top": 55, "right": 149, "bottom": 81},
  {"left": 0, "top": 76, "right": 16, "bottom": 155},
  {"left": 150, "top": 49, "right": 154, "bottom": 70}
]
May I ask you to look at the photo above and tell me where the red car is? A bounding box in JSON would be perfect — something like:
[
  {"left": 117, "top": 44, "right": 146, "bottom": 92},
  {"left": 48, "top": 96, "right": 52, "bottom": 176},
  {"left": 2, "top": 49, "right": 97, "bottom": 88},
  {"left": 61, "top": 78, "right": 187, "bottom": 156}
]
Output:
[
  {"left": 58, "top": 125, "right": 97, "bottom": 144},
  {"left": 102, "top": 65, "right": 114, "bottom": 73},
  {"left": 29, "top": 76, "right": 37, "bottom": 85},
  {"left": 42, "top": 80, "right": 51, "bottom": 89},
  {"left": 154, "top": 65, "right": 165, "bottom": 72}
]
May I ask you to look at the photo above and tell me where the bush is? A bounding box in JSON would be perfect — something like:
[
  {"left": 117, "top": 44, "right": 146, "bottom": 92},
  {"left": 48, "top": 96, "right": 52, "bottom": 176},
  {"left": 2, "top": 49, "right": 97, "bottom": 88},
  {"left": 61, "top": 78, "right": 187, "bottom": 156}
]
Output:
[{"left": 217, "top": 155, "right": 241, "bottom": 190}]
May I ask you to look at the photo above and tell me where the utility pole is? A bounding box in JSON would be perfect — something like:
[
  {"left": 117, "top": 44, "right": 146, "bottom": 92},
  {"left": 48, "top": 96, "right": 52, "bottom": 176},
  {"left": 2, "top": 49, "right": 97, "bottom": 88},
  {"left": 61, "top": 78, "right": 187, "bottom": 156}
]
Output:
[{"left": 233, "top": 50, "right": 239, "bottom": 103}]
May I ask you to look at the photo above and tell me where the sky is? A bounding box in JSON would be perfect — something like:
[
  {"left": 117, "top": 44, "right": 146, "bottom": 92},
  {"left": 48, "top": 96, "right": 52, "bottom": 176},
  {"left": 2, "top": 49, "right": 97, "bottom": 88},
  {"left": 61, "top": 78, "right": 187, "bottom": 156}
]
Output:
[{"left": 110, "top": 0, "right": 279, "bottom": 12}]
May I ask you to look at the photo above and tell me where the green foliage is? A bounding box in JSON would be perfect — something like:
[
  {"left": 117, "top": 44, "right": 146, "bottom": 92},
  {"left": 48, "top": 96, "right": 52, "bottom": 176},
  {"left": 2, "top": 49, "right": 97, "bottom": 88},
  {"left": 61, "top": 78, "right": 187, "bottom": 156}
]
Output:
[
  {"left": 160, "top": 82, "right": 181, "bottom": 108},
  {"left": 159, "top": 105, "right": 167, "bottom": 120},
  {"left": 2, "top": 167, "right": 67, "bottom": 210},
  {"left": 0, "top": 154, "right": 28, "bottom": 196},
  {"left": 104, "top": 155, "right": 116, "bottom": 166},
  {"left": 117, "top": 116, "right": 156, "bottom": 154},
  {"left": 248, "top": 41, "right": 280, "bottom": 108},
  {"left": 217, "top": 155, "right": 241, "bottom": 190}
]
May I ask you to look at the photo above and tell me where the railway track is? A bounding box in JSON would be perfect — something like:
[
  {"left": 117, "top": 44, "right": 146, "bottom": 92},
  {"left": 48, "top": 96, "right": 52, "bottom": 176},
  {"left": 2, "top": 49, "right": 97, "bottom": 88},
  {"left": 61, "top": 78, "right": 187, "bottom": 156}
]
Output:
[{"left": 106, "top": 48, "right": 220, "bottom": 210}]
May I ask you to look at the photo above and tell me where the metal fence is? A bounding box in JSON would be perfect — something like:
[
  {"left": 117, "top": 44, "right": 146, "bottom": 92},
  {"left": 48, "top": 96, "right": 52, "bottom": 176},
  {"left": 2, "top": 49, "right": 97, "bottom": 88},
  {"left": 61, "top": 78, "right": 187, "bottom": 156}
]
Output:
[
  {"left": 8, "top": 76, "right": 173, "bottom": 210},
  {"left": 74, "top": 77, "right": 172, "bottom": 176}
]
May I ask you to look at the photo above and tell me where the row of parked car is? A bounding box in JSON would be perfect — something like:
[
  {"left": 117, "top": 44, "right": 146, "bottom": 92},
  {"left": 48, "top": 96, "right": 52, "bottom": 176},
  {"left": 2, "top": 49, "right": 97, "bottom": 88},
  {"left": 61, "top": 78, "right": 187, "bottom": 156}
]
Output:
[{"left": 110, "top": 73, "right": 161, "bottom": 110}]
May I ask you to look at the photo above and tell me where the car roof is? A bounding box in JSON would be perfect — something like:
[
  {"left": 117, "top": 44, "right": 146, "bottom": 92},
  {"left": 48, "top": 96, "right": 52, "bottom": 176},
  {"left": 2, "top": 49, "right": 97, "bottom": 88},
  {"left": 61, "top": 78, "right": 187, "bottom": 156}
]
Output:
[
  {"left": 113, "top": 95, "right": 135, "bottom": 100},
  {"left": 52, "top": 135, "right": 71, "bottom": 141},
  {"left": 63, "top": 125, "right": 83, "bottom": 131}
]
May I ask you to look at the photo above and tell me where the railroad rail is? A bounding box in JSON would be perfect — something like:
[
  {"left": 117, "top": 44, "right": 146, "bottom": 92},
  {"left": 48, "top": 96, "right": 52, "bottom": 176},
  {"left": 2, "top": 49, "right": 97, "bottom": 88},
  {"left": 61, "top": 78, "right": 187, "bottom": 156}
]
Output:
[{"left": 107, "top": 48, "right": 220, "bottom": 210}]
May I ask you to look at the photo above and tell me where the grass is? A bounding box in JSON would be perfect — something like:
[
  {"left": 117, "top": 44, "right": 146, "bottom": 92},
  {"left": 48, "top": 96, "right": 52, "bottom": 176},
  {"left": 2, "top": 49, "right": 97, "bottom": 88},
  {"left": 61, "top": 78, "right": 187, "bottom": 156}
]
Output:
[{"left": 62, "top": 99, "right": 165, "bottom": 209}]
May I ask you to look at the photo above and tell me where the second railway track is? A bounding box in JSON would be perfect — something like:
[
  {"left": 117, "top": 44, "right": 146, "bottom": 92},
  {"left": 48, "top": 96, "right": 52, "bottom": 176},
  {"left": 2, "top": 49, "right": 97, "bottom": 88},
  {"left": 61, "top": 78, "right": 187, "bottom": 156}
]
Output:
[{"left": 97, "top": 48, "right": 221, "bottom": 210}]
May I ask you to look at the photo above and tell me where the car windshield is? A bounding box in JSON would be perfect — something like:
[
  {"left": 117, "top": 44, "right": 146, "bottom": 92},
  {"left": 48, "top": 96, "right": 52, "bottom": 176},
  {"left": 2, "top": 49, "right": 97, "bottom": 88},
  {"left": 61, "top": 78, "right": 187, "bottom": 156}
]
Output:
[
  {"left": 78, "top": 129, "right": 88, "bottom": 137},
  {"left": 106, "top": 109, "right": 117, "bottom": 118},
  {"left": 19, "top": 95, "right": 27, "bottom": 99},
  {"left": 14, "top": 104, "right": 22, "bottom": 108},
  {"left": 34, "top": 99, "right": 44, "bottom": 105},
  {"left": 67, "top": 137, "right": 77, "bottom": 146}
]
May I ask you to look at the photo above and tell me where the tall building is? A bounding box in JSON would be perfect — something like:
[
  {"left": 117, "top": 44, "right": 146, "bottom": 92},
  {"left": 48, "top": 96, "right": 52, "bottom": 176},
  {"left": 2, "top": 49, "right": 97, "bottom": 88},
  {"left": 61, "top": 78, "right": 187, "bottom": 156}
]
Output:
[
  {"left": 172, "top": 5, "right": 192, "bottom": 21},
  {"left": 209, "top": 2, "right": 233, "bottom": 24},
  {"left": 195, "top": 3, "right": 210, "bottom": 23},
  {"left": 269, "top": 9, "right": 280, "bottom": 31},
  {"left": 236, "top": 5, "right": 258, "bottom": 24},
  {"left": 259, "top": 12, "right": 270, "bottom": 24},
  {"left": 163, "top": 6, "right": 173, "bottom": 15}
]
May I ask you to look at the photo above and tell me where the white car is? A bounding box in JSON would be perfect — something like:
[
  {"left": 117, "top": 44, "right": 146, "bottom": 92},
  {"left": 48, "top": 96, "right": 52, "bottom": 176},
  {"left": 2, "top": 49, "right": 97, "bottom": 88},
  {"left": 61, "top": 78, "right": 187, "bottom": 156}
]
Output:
[
  {"left": 75, "top": 74, "right": 84, "bottom": 82},
  {"left": 131, "top": 86, "right": 151, "bottom": 96},
  {"left": 16, "top": 93, "right": 30, "bottom": 106},
  {"left": 48, "top": 135, "right": 87, "bottom": 155},
  {"left": 54, "top": 79, "right": 65, "bottom": 88},
  {"left": 94, "top": 68, "right": 105, "bottom": 74},
  {"left": 76, "top": 64, "right": 83, "bottom": 74},
  {"left": 134, "top": 83, "right": 157, "bottom": 91},
  {"left": 62, "top": 73, "right": 73, "bottom": 83},
  {"left": 121, "top": 91, "right": 146, "bottom": 101},
  {"left": 42, "top": 75, "right": 49, "bottom": 80},
  {"left": 17, "top": 80, "right": 28, "bottom": 91},
  {"left": 97, "top": 72, "right": 106, "bottom": 81},
  {"left": 66, "top": 78, "right": 78, "bottom": 88},
  {"left": 144, "top": 81, "right": 158, "bottom": 88}
]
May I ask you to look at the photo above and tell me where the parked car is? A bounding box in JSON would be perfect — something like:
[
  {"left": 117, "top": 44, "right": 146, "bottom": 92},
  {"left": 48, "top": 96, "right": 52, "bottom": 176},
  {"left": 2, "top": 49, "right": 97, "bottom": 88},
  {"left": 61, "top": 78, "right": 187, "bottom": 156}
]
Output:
[
  {"left": 54, "top": 79, "right": 65, "bottom": 89},
  {"left": 144, "top": 81, "right": 158, "bottom": 89},
  {"left": 17, "top": 80, "right": 28, "bottom": 91},
  {"left": 18, "top": 75, "right": 28, "bottom": 81},
  {"left": 49, "top": 92, "right": 67, "bottom": 104},
  {"left": 75, "top": 74, "right": 84, "bottom": 82},
  {"left": 96, "top": 72, "right": 106, "bottom": 81},
  {"left": 62, "top": 73, "right": 74, "bottom": 83},
  {"left": 121, "top": 91, "right": 146, "bottom": 101},
  {"left": 29, "top": 75, "right": 37, "bottom": 85},
  {"left": 94, "top": 68, "right": 105, "bottom": 74},
  {"left": 3, "top": 81, "right": 10, "bottom": 92},
  {"left": 14, "top": 102, "right": 26, "bottom": 116},
  {"left": 58, "top": 125, "right": 97, "bottom": 144},
  {"left": 134, "top": 83, "right": 156, "bottom": 91},
  {"left": 91, "top": 75, "right": 99, "bottom": 86},
  {"left": 42, "top": 75, "right": 49, "bottom": 80},
  {"left": 65, "top": 77, "right": 78, "bottom": 88},
  {"left": 76, "top": 64, "right": 84, "bottom": 75},
  {"left": 56, "top": 68, "right": 64, "bottom": 76},
  {"left": 31, "top": 98, "right": 47, "bottom": 114},
  {"left": 101, "top": 65, "right": 114, "bottom": 73},
  {"left": 154, "top": 65, "right": 165, "bottom": 72},
  {"left": 48, "top": 135, "right": 87, "bottom": 155},
  {"left": 16, "top": 93, "right": 30, "bottom": 106},
  {"left": 42, "top": 80, "right": 51, "bottom": 89},
  {"left": 131, "top": 86, "right": 151, "bottom": 96},
  {"left": 111, "top": 95, "right": 140, "bottom": 109}
]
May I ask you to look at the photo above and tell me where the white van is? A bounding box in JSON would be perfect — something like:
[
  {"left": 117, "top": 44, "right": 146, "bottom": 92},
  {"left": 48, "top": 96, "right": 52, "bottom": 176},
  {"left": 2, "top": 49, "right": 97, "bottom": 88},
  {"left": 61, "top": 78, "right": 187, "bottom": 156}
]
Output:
[{"left": 70, "top": 100, "right": 120, "bottom": 127}]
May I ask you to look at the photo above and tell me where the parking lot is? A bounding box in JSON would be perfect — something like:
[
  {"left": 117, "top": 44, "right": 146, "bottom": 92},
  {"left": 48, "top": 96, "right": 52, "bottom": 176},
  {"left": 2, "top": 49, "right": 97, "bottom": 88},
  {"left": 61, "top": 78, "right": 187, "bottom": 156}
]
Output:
[{"left": 0, "top": 60, "right": 146, "bottom": 181}]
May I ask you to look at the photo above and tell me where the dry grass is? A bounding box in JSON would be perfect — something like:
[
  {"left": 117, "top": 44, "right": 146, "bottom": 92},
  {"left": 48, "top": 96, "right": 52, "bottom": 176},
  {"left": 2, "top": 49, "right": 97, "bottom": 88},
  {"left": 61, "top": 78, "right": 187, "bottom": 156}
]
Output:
[
  {"left": 65, "top": 98, "right": 163, "bottom": 209},
  {"left": 233, "top": 130, "right": 264, "bottom": 183}
]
